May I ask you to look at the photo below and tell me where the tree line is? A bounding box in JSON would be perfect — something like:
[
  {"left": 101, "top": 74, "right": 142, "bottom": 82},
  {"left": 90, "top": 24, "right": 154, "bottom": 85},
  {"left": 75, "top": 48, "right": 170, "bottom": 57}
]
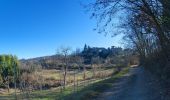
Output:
[
  {"left": 20, "top": 45, "right": 137, "bottom": 69},
  {"left": 89, "top": 0, "right": 170, "bottom": 81}
]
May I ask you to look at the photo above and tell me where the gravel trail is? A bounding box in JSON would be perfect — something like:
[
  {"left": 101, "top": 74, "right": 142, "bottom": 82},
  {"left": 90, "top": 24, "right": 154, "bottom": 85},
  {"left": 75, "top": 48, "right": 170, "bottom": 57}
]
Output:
[{"left": 97, "top": 67, "right": 169, "bottom": 100}]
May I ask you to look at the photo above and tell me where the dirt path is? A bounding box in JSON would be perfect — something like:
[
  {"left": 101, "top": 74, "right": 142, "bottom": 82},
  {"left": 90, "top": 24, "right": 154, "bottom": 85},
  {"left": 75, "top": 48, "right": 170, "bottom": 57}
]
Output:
[{"left": 97, "top": 67, "right": 169, "bottom": 100}]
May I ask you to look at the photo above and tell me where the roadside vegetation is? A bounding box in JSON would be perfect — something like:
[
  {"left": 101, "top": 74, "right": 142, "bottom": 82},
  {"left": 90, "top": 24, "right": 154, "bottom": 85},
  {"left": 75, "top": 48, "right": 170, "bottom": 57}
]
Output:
[
  {"left": 0, "top": 45, "right": 137, "bottom": 100},
  {"left": 64, "top": 67, "right": 130, "bottom": 100},
  {"left": 0, "top": 66, "right": 129, "bottom": 100},
  {"left": 88, "top": 0, "right": 170, "bottom": 92}
]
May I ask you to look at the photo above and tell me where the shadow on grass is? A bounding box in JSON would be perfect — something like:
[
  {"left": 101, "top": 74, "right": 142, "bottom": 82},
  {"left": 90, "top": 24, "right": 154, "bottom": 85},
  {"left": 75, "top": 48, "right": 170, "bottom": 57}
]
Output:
[{"left": 64, "top": 67, "right": 130, "bottom": 100}]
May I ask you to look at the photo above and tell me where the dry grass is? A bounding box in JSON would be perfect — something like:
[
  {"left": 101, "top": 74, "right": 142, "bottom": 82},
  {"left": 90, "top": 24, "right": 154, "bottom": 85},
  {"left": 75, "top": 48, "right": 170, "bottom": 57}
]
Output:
[
  {"left": 35, "top": 68, "right": 115, "bottom": 84},
  {"left": 0, "top": 67, "right": 116, "bottom": 100}
]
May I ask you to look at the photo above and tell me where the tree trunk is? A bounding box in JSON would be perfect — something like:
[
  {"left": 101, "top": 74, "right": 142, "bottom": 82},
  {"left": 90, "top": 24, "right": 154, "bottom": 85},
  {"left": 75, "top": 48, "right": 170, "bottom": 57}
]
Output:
[
  {"left": 74, "top": 69, "right": 76, "bottom": 93},
  {"left": 83, "top": 66, "right": 86, "bottom": 80},
  {"left": 63, "top": 66, "right": 67, "bottom": 89},
  {"left": 7, "top": 77, "right": 9, "bottom": 93}
]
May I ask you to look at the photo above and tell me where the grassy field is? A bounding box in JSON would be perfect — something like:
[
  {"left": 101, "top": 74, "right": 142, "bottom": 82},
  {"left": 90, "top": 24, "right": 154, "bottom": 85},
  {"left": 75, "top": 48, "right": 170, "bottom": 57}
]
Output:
[
  {"left": 64, "top": 67, "right": 130, "bottom": 100},
  {"left": 0, "top": 67, "right": 129, "bottom": 100},
  {"left": 34, "top": 67, "right": 115, "bottom": 82}
]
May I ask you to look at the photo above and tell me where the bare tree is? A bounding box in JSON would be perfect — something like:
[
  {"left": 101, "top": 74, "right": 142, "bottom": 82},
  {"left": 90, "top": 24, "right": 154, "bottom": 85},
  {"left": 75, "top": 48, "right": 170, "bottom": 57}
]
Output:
[
  {"left": 57, "top": 46, "right": 71, "bottom": 89},
  {"left": 87, "top": 0, "right": 170, "bottom": 81}
]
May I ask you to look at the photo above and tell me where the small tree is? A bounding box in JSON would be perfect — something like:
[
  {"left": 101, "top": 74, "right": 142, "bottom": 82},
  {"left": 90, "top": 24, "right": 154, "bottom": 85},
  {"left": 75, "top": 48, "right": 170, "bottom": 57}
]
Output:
[
  {"left": 0, "top": 55, "right": 19, "bottom": 93},
  {"left": 57, "top": 46, "right": 71, "bottom": 89},
  {"left": 12, "top": 56, "right": 20, "bottom": 99}
]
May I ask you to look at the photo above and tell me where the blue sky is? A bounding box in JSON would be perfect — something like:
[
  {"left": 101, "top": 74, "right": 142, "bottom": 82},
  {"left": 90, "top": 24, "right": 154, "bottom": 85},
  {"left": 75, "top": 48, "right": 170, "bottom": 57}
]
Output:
[{"left": 0, "top": 0, "right": 122, "bottom": 59}]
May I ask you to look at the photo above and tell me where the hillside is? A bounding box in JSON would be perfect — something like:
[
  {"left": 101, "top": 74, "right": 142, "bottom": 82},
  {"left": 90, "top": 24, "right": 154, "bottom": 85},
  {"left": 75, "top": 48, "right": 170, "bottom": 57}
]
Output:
[{"left": 20, "top": 45, "right": 138, "bottom": 69}]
